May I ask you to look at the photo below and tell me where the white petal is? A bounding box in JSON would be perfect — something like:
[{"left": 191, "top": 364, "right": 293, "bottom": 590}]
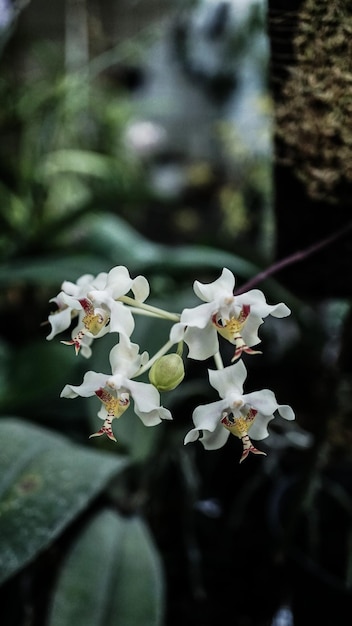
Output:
[
  {"left": 132, "top": 275, "right": 150, "bottom": 302},
  {"left": 127, "top": 379, "right": 163, "bottom": 413},
  {"left": 193, "top": 268, "right": 235, "bottom": 303},
  {"left": 109, "top": 301, "right": 135, "bottom": 336},
  {"left": 278, "top": 405, "right": 295, "bottom": 421},
  {"left": 184, "top": 421, "right": 230, "bottom": 449},
  {"left": 180, "top": 301, "right": 216, "bottom": 328},
  {"left": 92, "top": 272, "right": 108, "bottom": 289},
  {"left": 199, "top": 424, "right": 230, "bottom": 450},
  {"left": 60, "top": 293, "right": 84, "bottom": 310},
  {"left": 243, "top": 389, "right": 281, "bottom": 415},
  {"left": 191, "top": 399, "right": 227, "bottom": 431},
  {"left": 60, "top": 371, "right": 108, "bottom": 398},
  {"left": 184, "top": 325, "right": 219, "bottom": 360},
  {"left": 240, "top": 313, "right": 263, "bottom": 347},
  {"left": 106, "top": 373, "right": 125, "bottom": 390},
  {"left": 46, "top": 307, "right": 73, "bottom": 340},
  {"left": 109, "top": 334, "right": 143, "bottom": 377},
  {"left": 75, "top": 274, "right": 96, "bottom": 287},
  {"left": 105, "top": 266, "right": 133, "bottom": 297},
  {"left": 135, "top": 406, "right": 172, "bottom": 427},
  {"left": 236, "top": 289, "right": 290, "bottom": 319},
  {"left": 61, "top": 277, "right": 88, "bottom": 295},
  {"left": 248, "top": 413, "right": 275, "bottom": 440},
  {"left": 169, "top": 322, "right": 186, "bottom": 343},
  {"left": 184, "top": 427, "right": 200, "bottom": 444},
  {"left": 79, "top": 335, "right": 93, "bottom": 359},
  {"left": 208, "top": 361, "right": 247, "bottom": 398}
]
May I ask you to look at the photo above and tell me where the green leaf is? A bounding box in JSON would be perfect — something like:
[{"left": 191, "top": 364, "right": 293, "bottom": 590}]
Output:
[
  {"left": 1, "top": 341, "right": 81, "bottom": 413},
  {"left": 0, "top": 211, "right": 304, "bottom": 316},
  {"left": 75, "top": 213, "right": 259, "bottom": 278},
  {"left": 0, "top": 417, "right": 128, "bottom": 585},
  {"left": 38, "top": 149, "right": 122, "bottom": 181},
  {"left": 48, "top": 509, "right": 164, "bottom": 626},
  {"left": 0, "top": 254, "right": 109, "bottom": 287}
]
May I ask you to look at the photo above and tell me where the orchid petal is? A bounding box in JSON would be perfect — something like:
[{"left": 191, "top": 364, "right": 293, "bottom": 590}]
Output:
[
  {"left": 184, "top": 325, "right": 219, "bottom": 360},
  {"left": 239, "top": 313, "right": 263, "bottom": 347},
  {"left": 243, "top": 389, "right": 282, "bottom": 416},
  {"left": 180, "top": 301, "right": 217, "bottom": 328},
  {"left": 78, "top": 334, "right": 94, "bottom": 359},
  {"left": 126, "top": 379, "right": 164, "bottom": 413},
  {"left": 59, "top": 293, "right": 84, "bottom": 310},
  {"left": 236, "top": 289, "right": 290, "bottom": 319},
  {"left": 208, "top": 361, "right": 247, "bottom": 398},
  {"left": 193, "top": 268, "right": 235, "bottom": 303},
  {"left": 60, "top": 371, "right": 108, "bottom": 398},
  {"left": 105, "top": 266, "right": 134, "bottom": 296},
  {"left": 61, "top": 274, "right": 94, "bottom": 295},
  {"left": 132, "top": 275, "right": 150, "bottom": 302},
  {"left": 135, "top": 406, "right": 172, "bottom": 427},
  {"left": 247, "top": 414, "right": 275, "bottom": 440},
  {"left": 109, "top": 334, "right": 144, "bottom": 376},
  {"left": 199, "top": 424, "right": 230, "bottom": 450},
  {"left": 184, "top": 427, "right": 200, "bottom": 444},
  {"left": 278, "top": 404, "right": 295, "bottom": 421},
  {"left": 46, "top": 306, "right": 73, "bottom": 340},
  {"left": 191, "top": 399, "right": 228, "bottom": 432},
  {"left": 169, "top": 321, "right": 187, "bottom": 344}
]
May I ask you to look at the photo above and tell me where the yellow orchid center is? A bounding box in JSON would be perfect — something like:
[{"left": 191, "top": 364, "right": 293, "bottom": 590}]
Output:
[
  {"left": 61, "top": 298, "right": 110, "bottom": 355},
  {"left": 211, "top": 305, "right": 262, "bottom": 361},
  {"left": 221, "top": 408, "right": 266, "bottom": 463},
  {"left": 81, "top": 299, "right": 109, "bottom": 336},
  {"left": 89, "top": 388, "right": 130, "bottom": 442}
]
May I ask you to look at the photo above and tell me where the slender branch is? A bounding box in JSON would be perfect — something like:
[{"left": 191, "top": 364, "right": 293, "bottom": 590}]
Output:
[
  {"left": 126, "top": 307, "right": 168, "bottom": 319},
  {"left": 134, "top": 339, "right": 176, "bottom": 377},
  {"left": 119, "top": 295, "right": 180, "bottom": 322},
  {"left": 213, "top": 351, "right": 224, "bottom": 370},
  {"left": 235, "top": 220, "right": 352, "bottom": 294}
]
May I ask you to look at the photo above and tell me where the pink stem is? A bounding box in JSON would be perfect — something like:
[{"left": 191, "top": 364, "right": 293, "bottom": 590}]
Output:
[{"left": 235, "top": 220, "right": 352, "bottom": 295}]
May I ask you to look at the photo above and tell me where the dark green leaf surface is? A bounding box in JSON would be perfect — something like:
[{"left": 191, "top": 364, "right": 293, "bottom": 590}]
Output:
[
  {"left": 48, "top": 509, "right": 164, "bottom": 626},
  {"left": 0, "top": 418, "right": 128, "bottom": 584}
]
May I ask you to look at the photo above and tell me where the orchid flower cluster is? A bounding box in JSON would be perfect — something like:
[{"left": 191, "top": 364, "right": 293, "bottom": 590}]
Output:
[{"left": 46, "top": 266, "right": 295, "bottom": 463}]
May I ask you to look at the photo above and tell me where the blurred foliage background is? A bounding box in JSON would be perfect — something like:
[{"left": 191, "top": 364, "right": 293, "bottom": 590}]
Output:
[{"left": 1, "top": 0, "right": 352, "bottom": 625}]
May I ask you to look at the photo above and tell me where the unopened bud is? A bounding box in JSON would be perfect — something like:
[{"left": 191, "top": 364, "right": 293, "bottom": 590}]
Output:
[{"left": 149, "top": 353, "right": 185, "bottom": 391}]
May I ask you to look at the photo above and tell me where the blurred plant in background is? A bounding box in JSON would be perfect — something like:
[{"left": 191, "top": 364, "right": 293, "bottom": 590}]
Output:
[{"left": 1, "top": 1, "right": 352, "bottom": 625}]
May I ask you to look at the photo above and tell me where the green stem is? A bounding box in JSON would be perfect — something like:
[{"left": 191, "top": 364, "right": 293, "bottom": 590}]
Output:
[
  {"left": 213, "top": 351, "right": 224, "bottom": 370},
  {"left": 119, "top": 295, "right": 180, "bottom": 322},
  {"left": 126, "top": 307, "right": 169, "bottom": 320},
  {"left": 134, "top": 339, "right": 176, "bottom": 377}
]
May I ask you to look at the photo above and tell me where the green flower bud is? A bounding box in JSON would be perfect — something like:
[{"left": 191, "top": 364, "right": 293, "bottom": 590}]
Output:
[{"left": 149, "top": 353, "right": 185, "bottom": 392}]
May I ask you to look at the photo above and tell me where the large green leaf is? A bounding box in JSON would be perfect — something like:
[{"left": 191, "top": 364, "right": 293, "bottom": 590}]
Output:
[
  {"left": 75, "top": 213, "right": 259, "bottom": 277},
  {"left": 0, "top": 340, "right": 80, "bottom": 413},
  {"left": 0, "top": 254, "right": 109, "bottom": 286},
  {"left": 48, "top": 509, "right": 164, "bottom": 626},
  {"left": 0, "top": 211, "right": 304, "bottom": 316},
  {"left": 0, "top": 418, "right": 128, "bottom": 585},
  {"left": 0, "top": 213, "right": 257, "bottom": 286}
]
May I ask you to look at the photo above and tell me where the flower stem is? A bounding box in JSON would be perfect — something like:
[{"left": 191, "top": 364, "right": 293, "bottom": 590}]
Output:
[
  {"left": 236, "top": 220, "right": 352, "bottom": 294},
  {"left": 119, "top": 295, "right": 180, "bottom": 322},
  {"left": 213, "top": 351, "right": 224, "bottom": 370},
  {"left": 134, "top": 339, "right": 176, "bottom": 377}
]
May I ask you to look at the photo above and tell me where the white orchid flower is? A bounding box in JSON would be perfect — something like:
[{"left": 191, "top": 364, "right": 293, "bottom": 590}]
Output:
[
  {"left": 61, "top": 333, "right": 172, "bottom": 441},
  {"left": 87, "top": 264, "right": 150, "bottom": 334},
  {"left": 184, "top": 360, "right": 295, "bottom": 462},
  {"left": 47, "top": 266, "right": 150, "bottom": 356},
  {"left": 170, "top": 268, "right": 290, "bottom": 361},
  {"left": 46, "top": 272, "right": 107, "bottom": 339}
]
